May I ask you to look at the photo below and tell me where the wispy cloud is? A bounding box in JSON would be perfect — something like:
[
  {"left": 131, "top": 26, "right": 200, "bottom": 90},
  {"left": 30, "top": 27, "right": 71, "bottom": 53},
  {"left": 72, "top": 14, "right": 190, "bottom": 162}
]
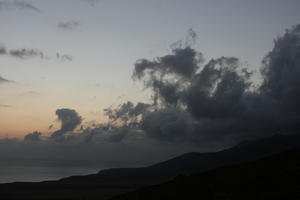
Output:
[
  {"left": 9, "top": 48, "right": 45, "bottom": 59},
  {"left": 0, "top": 75, "right": 13, "bottom": 84},
  {"left": 0, "top": 46, "right": 6, "bottom": 54},
  {"left": 56, "top": 53, "right": 73, "bottom": 62},
  {"left": 0, "top": 45, "right": 73, "bottom": 62},
  {"left": 0, "top": 0, "right": 40, "bottom": 12},
  {"left": 58, "top": 21, "right": 80, "bottom": 30},
  {"left": 81, "top": 0, "right": 98, "bottom": 7},
  {"left": 0, "top": 104, "right": 11, "bottom": 108},
  {"left": 15, "top": 91, "right": 41, "bottom": 97}
]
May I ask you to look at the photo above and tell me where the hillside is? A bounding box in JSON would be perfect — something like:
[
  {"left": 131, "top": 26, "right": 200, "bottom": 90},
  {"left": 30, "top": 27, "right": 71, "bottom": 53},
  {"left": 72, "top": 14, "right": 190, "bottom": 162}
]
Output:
[
  {"left": 1, "top": 134, "right": 300, "bottom": 200},
  {"left": 61, "top": 134, "right": 300, "bottom": 185},
  {"left": 111, "top": 147, "right": 300, "bottom": 200}
]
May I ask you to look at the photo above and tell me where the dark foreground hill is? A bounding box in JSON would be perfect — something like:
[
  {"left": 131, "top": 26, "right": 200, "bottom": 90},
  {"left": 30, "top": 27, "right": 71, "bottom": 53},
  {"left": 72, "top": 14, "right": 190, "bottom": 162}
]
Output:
[
  {"left": 61, "top": 134, "right": 300, "bottom": 184},
  {"left": 1, "top": 134, "right": 300, "bottom": 200},
  {"left": 111, "top": 147, "right": 300, "bottom": 200}
]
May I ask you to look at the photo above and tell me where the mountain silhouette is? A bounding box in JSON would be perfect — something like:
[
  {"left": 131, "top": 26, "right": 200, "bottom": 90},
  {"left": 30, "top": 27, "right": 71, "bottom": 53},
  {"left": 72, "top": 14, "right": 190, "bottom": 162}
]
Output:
[
  {"left": 111, "top": 146, "right": 300, "bottom": 200},
  {"left": 60, "top": 134, "right": 300, "bottom": 185},
  {"left": 1, "top": 134, "right": 300, "bottom": 199}
]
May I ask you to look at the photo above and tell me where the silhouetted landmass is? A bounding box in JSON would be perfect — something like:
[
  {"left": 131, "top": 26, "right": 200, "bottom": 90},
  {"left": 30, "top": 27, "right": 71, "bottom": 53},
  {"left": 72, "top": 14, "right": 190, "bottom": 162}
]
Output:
[
  {"left": 1, "top": 134, "right": 300, "bottom": 200},
  {"left": 61, "top": 133, "right": 300, "bottom": 185},
  {"left": 111, "top": 147, "right": 300, "bottom": 200}
]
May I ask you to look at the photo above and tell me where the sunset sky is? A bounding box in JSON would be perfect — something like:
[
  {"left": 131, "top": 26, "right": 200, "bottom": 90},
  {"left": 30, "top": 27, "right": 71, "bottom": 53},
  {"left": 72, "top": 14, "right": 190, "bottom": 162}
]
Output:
[{"left": 1, "top": 0, "right": 300, "bottom": 138}]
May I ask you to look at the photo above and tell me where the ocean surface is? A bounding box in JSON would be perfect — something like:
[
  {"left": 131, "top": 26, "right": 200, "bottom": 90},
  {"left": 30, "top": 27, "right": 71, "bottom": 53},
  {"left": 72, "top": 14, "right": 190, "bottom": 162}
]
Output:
[{"left": 0, "top": 160, "right": 102, "bottom": 183}]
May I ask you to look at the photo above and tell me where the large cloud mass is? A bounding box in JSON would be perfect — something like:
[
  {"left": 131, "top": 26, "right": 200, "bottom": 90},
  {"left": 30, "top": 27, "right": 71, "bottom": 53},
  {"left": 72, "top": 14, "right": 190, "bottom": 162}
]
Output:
[
  {"left": 132, "top": 24, "right": 300, "bottom": 143},
  {"left": 17, "top": 24, "right": 300, "bottom": 147},
  {"left": 1, "top": 25, "right": 300, "bottom": 167}
]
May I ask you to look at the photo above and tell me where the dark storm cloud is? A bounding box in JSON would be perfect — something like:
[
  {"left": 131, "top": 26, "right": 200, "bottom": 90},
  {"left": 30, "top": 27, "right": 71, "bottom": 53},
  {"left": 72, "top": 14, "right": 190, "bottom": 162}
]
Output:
[
  {"left": 184, "top": 57, "right": 252, "bottom": 119},
  {"left": 71, "top": 102, "right": 151, "bottom": 144},
  {"left": 140, "top": 108, "right": 195, "bottom": 142},
  {"left": 0, "top": 0, "right": 40, "bottom": 12},
  {"left": 77, "top": 124, "right": 123, "bottom": 144},
  {"left": 133, "top": 53, "right": 256, "bottom": 142},
  {"left": 57, "top": 21, "right": 80, "bottom": 30},
  {"left": 51, "top": 109, "right": 82, "bottom": 140},
  {"left": 133, "top": 47, "right": 202, "bottom": 80},
  {"left": 260, "top": 24, "right": 300, "bottom": 113},
  {"left": 17, "top": 103, "right": 148, "bottom": 145},
  {"left": 133, "top": 47, "right": 203, "bottom": 107},
  {"left": 133, "top": 28, "right": 201, "bottom": 82},
  {"left": 32, "top": 24, "right": 299, "bottom": 146},
  {"left": 104, "top": 101, "right": 151, "bottom": 125},
  {"left": 131, "top": 24, "right": 300, "bottom": 144}
]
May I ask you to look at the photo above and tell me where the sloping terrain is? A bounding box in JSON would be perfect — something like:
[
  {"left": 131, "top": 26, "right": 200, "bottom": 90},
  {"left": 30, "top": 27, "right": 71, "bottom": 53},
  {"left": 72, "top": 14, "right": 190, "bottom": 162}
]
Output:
[
  {"left": 0, "top": 134, "right": 300, "bottom": 200},
  {"left": 112, "top": 147, "right": 300, "bottom": 200}
]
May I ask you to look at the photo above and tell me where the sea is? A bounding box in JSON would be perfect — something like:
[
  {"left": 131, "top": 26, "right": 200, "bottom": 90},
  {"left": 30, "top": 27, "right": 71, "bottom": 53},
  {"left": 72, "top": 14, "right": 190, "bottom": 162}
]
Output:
[{"left": 0, "top": 160, "right": 102, "bottom": 183}]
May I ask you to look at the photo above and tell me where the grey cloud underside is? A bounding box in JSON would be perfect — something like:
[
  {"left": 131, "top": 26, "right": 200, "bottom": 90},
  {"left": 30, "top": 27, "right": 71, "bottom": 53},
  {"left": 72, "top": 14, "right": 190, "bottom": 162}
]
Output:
[
  {"left": 0, "top": 1, "right": 40, "bottom": 12},
  {"left": 22, "top": 24, "right": 300, "bottom": 148}
]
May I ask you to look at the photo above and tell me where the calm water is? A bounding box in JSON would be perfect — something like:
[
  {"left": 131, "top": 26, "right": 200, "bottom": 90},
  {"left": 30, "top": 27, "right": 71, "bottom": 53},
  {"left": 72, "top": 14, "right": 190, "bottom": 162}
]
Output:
[{"left": 0, "top": 160, "right": 102, "bottom": 183}]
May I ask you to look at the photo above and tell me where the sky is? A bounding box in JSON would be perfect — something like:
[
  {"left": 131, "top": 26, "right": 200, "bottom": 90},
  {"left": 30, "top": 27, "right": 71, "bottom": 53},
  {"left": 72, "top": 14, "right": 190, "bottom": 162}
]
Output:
[
  {"left": 0, "top": 0, "right": 299, "bottom": 176},
  {"left": 0, "top": 0, "right": 299, "bottom": 138}
]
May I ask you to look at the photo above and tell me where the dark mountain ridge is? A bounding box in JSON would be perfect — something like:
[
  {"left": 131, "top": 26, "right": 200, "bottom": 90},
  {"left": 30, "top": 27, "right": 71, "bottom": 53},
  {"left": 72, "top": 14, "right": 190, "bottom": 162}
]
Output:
[
  {"left": 60, "top": 134, "right": 300, "bottom": 185},
  {"left": 111, "top": 146, "right": 300, "bottom": 200},
  {"left": 1, "top": 133, "right": 300, "bottom": 200}
]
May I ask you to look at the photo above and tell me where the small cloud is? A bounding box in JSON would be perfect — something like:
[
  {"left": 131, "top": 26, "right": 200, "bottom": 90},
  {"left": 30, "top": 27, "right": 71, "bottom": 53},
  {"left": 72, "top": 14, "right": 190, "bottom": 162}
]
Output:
[
  {"left": 0, "top": 104, "right": 11, "bottom": 108},
  {"left": 0, "top": 75, "right": 13, "bottom": 84},
  {"left": 24, "top": 131, "right": 42, "bottom": 142},
  {"left": 0, "top": 46, "right": 7, "bottom": 54},
  {"left": 56, "top": 53, "right": 73, "bottom": 62},
  {"left": 58, "top": 21, "right": 80, "bottom": 30},
  {"left": 1, "top": 43, "right": 73, "bottom": 62},
  {"left": 0, "top": 0, "right": 40, "bottom": 12},
  {"left": 51, "top": 108, "right": 82, "bottom": 141},
  {"left": 81, "top": 0, "right": 98, "bottom": 7},
  {"left": 9, "top": 48, "right": 44, "bottom": 59},
  {"left": 48, "top": 124, "right": 54, "bottom": 130},
  {"left": 15, "top": 91, "right": 42, "bottom": 97}
]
